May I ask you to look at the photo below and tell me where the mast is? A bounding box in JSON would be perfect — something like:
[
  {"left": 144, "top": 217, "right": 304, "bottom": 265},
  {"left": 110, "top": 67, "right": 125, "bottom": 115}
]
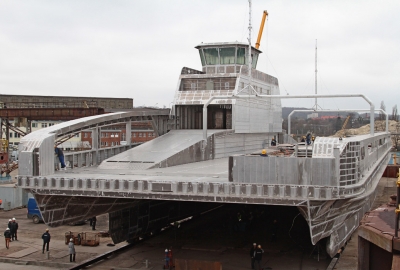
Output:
[
  {"left": 248, "top": 0, "right": 252, "bottom": 90},
  {"left": 314, "top": 39, "right": 317, "bottom": 109}
]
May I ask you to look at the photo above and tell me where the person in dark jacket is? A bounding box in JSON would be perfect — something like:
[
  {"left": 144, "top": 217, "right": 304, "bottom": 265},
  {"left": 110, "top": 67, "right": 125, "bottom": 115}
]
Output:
[
  {"left": 7, "top": 219, "right": 11, "bottom": 230},
  {"left": 10, "top": 218, "right": 18, "bottom": 241},
  {"left": 250, "top": 243, "right": 257, "bottom": 269},
  {"left": 4, "top": 228, "right": 11, "bottom": 249},
  {"left": 271, "top": 138, "right": 277, "bottom": 146},
  {"left": 91, "top": 216, "right": 97, "bottom": 230},
  {"left": 254, "top": 245, "right": 264, "bottom": 270},
  {"left": 54, "top": 146, "right": 66, "bottom": 170},
  {"left": 42, "top": 228, "right": 51, "bottom": 253}
]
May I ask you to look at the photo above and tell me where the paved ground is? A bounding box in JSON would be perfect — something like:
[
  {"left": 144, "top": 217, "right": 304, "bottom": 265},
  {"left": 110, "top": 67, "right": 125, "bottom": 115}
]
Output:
[{"left": 0, "top": 208, "right": 124, "bottom": 269}]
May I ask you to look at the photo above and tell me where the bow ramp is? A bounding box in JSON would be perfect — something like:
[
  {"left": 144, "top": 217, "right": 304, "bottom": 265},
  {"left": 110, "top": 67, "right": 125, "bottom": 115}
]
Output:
[{"left": 98, "top": 130, "right": 228, "bottom": 170}]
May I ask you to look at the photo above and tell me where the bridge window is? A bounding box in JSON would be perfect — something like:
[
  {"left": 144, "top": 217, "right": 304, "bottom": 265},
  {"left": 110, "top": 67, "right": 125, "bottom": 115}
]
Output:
[
  {"left": 252, "top": 53, "right": 259, "bottom": 68},
  {"left": 236, "top": 48, "right": 246, "bottom": 65},
  {"left": 203, "top": 48, "right": 219, "bottom": 65},
  {"left": 219, "top": 47, "right": 236, "bottom": 64},
  {"left": 199, "top": 50, "right": 205, "bottom": 66},
  {"left": 225, "top": 82, "right": 230, "bottom": 89}
]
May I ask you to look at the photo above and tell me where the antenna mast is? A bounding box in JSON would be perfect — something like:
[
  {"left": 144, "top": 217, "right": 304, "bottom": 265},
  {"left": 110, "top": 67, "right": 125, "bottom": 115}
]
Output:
[
  {"left": 248, "top": 0, "right": 252, "bottom": 87},
  {"left": 314, "top": 39, "right": 318, "bottom": 109}
]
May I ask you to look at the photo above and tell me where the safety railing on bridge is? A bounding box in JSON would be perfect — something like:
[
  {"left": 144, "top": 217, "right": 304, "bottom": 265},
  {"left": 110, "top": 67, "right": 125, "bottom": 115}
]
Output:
[{"left": 63, "top": 144, "right": 141, "bottom": 169}]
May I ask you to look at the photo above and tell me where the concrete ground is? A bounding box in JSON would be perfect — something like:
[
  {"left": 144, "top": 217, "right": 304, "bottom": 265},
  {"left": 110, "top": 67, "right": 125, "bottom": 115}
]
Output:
[{"left": 0, "top": 208, "right": 124, "bottom": 269}]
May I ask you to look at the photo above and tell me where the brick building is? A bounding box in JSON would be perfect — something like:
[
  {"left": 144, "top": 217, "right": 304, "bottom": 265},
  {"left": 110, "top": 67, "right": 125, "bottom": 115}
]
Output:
[{"left": 81, "top": 122, "right": 156, "bottom": 147}]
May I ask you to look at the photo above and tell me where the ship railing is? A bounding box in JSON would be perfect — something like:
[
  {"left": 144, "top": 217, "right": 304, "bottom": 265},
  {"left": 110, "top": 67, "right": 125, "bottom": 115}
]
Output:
[
  {"left": 62, "top": 144, "right": 136, "bottom": 169},
  {"left": 18, "top": 168, "right": 384, "bottom": 201}
]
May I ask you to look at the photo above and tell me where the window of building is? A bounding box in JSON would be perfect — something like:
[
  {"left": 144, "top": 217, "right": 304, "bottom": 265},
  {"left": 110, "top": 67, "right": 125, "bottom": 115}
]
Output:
[
  {"left": 203, "top": 48, "right": 219, "bottom": 65},
  {"left": 84, "top": 133, "right": 87, "bottom": 138},
  {"left": 199, "top": 50, "right": 205, "bottom": 66},
  {"left": 143, "top": 133, "right": 146, "bottom": 138},
  {"left": 139, "top": 133, "right": 142, "bottom": 137},
  {"left": 115, "top": 134, "right": 118, "bottom": 137},
  {"left": 75, "top": 134, "right": 79, "bottom": 138},
  {"left": 236, "top": 47, "right": 246, "bottom": 65},
  {"left": 133, "top": 133, "right": 136, "bottom": 137},
  {"left": 111, "top": 142, "right": 114, "bottom": 146},
  {"left": 9, "top": 133, "right": 12, "bottom": 138},
  {"left": 106, "top": 133, "right": 109, "bottom": 137},
  {"left": 105, "top": 142, "right": 108, "bottom": 146},
  {"left": 32, "top": 123, "right": 38, "bottom": 128},
  {"left": 219, "top": 47, "right": 236, "bottom": 64},
  {"left": 153, "top": 133, "right": 156, "bottom": 137},
  {"left": 101, "top": 133, "right": 104, "bottom": 138},
  {"left": 41, "top": 123, "right": 47, "bottom": 128}
]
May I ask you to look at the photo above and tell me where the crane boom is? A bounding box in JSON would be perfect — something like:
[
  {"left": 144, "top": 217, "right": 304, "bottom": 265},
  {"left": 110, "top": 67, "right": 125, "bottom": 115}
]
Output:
[{"left": 255, "top": 10, "right": 268, "bottom": 49}]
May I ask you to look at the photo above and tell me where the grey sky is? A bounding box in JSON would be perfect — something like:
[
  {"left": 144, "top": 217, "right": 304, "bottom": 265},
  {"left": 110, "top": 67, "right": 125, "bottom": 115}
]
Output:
[{"left": 0, "top": 0, "right": 399, "bottom": 113}]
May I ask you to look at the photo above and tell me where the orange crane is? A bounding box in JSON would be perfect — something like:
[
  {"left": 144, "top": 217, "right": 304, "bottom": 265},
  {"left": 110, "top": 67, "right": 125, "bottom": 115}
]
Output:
[{"left": 255, "top": 10, "right": 268, "bottom": 49}]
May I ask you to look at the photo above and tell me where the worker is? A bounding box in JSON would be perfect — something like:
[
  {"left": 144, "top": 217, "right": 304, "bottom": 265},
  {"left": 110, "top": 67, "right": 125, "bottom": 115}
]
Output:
[
  {"left": 4, "top": 228, "right": 11, "bottom": 249},
  {"left": 306, "top": 133, "right": 312, "bottom": 145},
  {"left": 11, "top": 218, "right": 18, "bottom": 241},
  {"left": 301, "top": 136, "right": 305, "bottom": 143},
  {"left": 260, "top": 149, "right": 268, "bottom": 157},
  {"left": 54, "top": 146, "right": 66, "bottom": 170},
  {"left": 91, "top": 216, "right": 97, "bottom": 230},
  {"left": 69, "top": 238, "right": 76, "bottom": 262},
  {"left": 271, "top": 138, "right": 277, "bottom": 146},
  {"left": 42, "top": 228, "right": 51, "bottom": 253},
  {"left": 164, "top": 248, "right": 172, "bottom": 269},
  {"left": 254, "top": 244, "right": 264, "bottom": 270},
  {"left": 312, "top": 135, "right": 315, "bottom": 143},
  {"left": 250, "top": 243, "right": 257, "bottom": 269}
]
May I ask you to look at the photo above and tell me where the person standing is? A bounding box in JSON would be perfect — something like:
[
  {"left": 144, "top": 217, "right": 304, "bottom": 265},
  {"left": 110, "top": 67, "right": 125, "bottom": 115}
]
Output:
[
  {"left": 250, "top": 243, "right": 257, "bottom": 269},
  {"left": 271, "top": 137, "right": 277, "bottom": 146},
  {"left": 4, "top": 228, "right": 11, "bottom": 249},
  {"left": 254, "top": 244, "right": 264, "bottom": 270},
  {"left": 68, "top": 238, "right": 76, "bottom": 262},
  {"left": 260, "top": 149, "right": 268, "bottom": 157},
  {"left": 91, "top": 216, "right": 97, "bottom": 230},
  {"left": 42, "top": 228, "right": 51, "bottom": 253},
  {"left": 9, "top": 219, "right": 16, "bottom": 241},
  {"left": 54, "top": 146, "right": 66, "bottom": 170},
  {"left": 10, "top": 218, "right": 18, "bottom": 241}
]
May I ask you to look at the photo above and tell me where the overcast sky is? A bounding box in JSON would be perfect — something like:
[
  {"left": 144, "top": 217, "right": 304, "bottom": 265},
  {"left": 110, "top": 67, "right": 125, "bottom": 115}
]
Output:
[{"left": 0, "top": 0, "right": 399, "bottom": 113}]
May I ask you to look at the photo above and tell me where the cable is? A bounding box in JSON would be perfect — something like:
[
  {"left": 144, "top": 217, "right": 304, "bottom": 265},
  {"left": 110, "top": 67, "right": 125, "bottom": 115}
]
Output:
[{"left": 288, "top": 213, "right": 306, "bottom": 250}]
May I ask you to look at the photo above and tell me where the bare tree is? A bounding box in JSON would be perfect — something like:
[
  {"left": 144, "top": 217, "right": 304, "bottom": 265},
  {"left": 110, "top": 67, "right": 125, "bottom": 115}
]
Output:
[
  {"left": 392, "top": 105, "right": 398, "bottom": 121},
  {"left": 380, "top": 101, "right": 386, "bottom": 120}
]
